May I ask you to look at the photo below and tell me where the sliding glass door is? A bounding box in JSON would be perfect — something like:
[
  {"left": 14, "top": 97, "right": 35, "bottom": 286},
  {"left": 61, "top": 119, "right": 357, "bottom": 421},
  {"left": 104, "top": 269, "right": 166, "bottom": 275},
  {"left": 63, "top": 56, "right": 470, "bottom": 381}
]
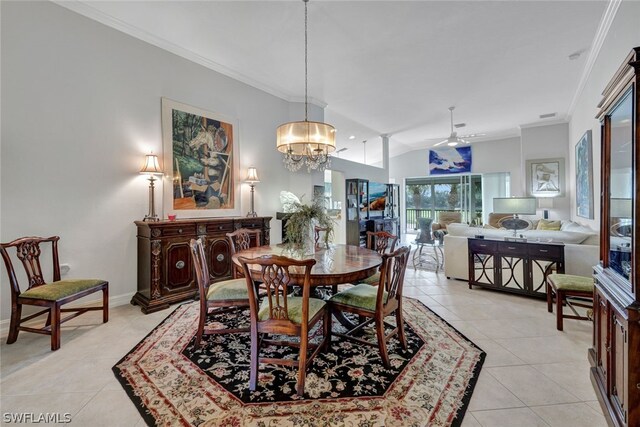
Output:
[{"left": 405, "top": 174, "right": 483, "bottom": 232}]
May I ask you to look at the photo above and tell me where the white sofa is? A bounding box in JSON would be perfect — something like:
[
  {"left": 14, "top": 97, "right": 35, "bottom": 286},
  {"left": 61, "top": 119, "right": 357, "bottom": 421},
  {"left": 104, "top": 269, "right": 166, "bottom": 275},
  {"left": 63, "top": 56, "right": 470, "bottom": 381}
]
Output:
[{"left": 443, "top": 222, "right": 600, "bottom": 280}]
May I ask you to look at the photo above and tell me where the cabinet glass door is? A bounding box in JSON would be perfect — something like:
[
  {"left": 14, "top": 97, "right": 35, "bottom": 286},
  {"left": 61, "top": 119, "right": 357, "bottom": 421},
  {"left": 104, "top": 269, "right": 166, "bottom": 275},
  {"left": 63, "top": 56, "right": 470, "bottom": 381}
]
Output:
[{"left": 608, "top": 88, "right": 634, "bottom": 282}]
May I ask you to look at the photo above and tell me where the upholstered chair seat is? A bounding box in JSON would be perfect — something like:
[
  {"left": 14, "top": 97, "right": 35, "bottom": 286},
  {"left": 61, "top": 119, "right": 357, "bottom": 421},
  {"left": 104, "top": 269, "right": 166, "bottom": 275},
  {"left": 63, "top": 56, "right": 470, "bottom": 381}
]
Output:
[
  {"left": 329, "top": 283, "right": 388, "bottom": 312},
  {"left": 20, "top": 279, "right": 105, "bottom": 301},
  {"left": 206, "top": 278, "right": 249, "bottom": 301},
  {"left": 258, "top": 296, "right": 326, "bottom": 325}
]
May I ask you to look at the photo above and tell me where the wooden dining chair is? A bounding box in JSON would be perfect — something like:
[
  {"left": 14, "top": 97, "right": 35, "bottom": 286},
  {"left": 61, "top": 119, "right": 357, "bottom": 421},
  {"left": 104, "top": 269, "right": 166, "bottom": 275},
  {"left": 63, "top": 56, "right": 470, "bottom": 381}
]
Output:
[
  {"left": 329, "top": 246, "right": 410, "bottom": 367},
  {"left": 227, "top": 228, "right": 262, "bottom": 278},
  {"left": 189, "top": 238, "right": 251, "bottom": 348},
  {"left": 238, "top": 254, "right": 331, "bottom": 396},
  {"left": 0, "top": 236, "right": 108, "bottom": 351},
  {"left": 361, "top": 231, "right": 399, "bottom": 285},
  {"left": 314, "top": 226, "right": 329, "bottom": 247}
]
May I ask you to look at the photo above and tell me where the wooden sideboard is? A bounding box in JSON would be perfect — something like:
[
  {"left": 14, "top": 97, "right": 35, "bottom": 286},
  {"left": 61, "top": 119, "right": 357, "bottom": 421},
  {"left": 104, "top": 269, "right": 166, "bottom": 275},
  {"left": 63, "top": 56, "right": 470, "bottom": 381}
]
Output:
[
  {"left": 467, "top": 237, "right": 564, "bottom": 298},
  {"left": 131, "top": 216, "right": 271, "bottom": 314}
]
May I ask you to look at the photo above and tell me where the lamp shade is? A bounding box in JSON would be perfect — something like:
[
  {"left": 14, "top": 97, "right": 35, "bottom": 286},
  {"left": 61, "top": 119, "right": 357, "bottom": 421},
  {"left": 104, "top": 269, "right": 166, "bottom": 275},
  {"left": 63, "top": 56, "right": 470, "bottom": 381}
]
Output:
[
  {"left": 493, "top": 197, "right": 537, "bottom": 215},
  {"left": 245, "top": 167, "right": 260, "bottom": 183},
  {"left": 610, "top": 198, "right": 632, "bottom": 218},
  {"left": 276, "top": 121, "right": 336, "bottom": 155},
  {"left": 140, "top": 154, "right": 162, "bottom": 175}
]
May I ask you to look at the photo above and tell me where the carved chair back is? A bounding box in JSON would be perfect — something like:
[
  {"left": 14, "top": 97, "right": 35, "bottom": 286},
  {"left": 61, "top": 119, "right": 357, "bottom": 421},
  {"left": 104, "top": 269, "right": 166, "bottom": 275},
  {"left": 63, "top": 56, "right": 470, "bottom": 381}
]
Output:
[
  {"left": 376, "top": 246, "right": 410, "bottom": 309},
  {"left": 314, "top": 226, "right": 329, "bottom": 245},
  {"left": 0, "top": 236, "right": 61, "bottom": 299},
  {"left": 366, "top": 231, "right": 398, "bottom": 254},
  {"left": 189, "top": 238, "right": 212, "bottom": 303},
  {"left": 227, "top": 229, "right": 262, "bottom": 278},
  {"left": 238, "top": 255, "right": 316, "bottom": 329}
]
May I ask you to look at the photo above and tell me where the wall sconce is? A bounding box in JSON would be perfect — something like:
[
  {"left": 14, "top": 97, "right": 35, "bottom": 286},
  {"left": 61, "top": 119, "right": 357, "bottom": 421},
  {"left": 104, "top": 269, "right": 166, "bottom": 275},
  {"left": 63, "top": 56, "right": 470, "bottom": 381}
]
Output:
[
  {"left": 140, "top": 153, "right": 163, "bottom": 221},
  {"left": 245, "top": 167, "right": 260, "bottom": 217},
  {"left": 538, "top": 198, "right": 554, "bottom": 219}
]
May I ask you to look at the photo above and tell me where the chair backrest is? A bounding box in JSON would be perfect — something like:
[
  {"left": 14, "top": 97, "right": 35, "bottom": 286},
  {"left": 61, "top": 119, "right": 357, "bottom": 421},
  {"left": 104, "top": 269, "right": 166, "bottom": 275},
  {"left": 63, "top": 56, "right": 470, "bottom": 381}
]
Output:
[
  {"left": 376, "top": 246, "right": 411, "bottom": 309},
  {"left": 366, "top": 231, "right": 398, "bottom": 254},
  {"left": 415, "top": 217, "right": 435, "bottom": 244},
  {"left": 238, "top": 255, "right": 316, "bottom": 328},
  {"left": 227, "top": 228, "right": 262, "bottom": 254},
  {"left": 314, "top": 226, "right": 329, "bottom": 245},
  {"left": 189, "top": 238, "right": 211, "bottom": 307},
  {"left": 436, "top": 211, "right": 462, "bottom": 229},
  {"left": 0, "top": 236, "right": 61, "bottom": 298},
  {"left": 227, "top": 228, "right": 262, "bottom": 278}
]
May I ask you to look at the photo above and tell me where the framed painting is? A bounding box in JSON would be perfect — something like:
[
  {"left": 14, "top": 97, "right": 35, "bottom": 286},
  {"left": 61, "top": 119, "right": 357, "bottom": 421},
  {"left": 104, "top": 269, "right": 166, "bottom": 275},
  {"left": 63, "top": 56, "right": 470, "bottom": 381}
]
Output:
[
  {"left": 575, "top": 130, "right": 594, "bottom": 219},
  {"left": 429, "top": 146, "right": 472, "bottom": 175},
  {"left": 526, "top": 157, "right": 564, "bottom": 197},
  {"left": 161, "top": 98, "right": 240, "bottom": 218}
]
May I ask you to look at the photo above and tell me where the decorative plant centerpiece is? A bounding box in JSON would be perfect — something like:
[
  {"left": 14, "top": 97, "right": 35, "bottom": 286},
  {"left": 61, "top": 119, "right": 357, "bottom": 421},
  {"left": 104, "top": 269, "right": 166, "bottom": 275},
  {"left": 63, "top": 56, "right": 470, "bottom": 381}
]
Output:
[{"left": 284, "top": 197, "right": 334, "bottom": 252}]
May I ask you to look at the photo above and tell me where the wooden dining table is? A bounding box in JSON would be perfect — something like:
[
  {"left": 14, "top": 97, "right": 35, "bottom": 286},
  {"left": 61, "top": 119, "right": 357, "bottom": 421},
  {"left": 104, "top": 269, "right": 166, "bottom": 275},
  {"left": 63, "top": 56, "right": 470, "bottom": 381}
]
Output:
[
  {"left": 231, "top": 243, "right": 383, "bottom": 287},
  {"left": 232, "top": 243, "right": 383, "bottom": 329}
]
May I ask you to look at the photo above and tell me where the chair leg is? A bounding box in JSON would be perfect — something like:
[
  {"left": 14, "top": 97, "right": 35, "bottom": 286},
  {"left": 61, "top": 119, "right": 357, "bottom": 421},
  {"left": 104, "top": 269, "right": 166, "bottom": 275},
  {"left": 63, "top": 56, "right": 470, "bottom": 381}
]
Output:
[
  {"left": 50, "top": 304, "right": 61, "bottom": 351},
  {"left": 375, "top": 317, "right": 390, "bottom": 368},
  {"left": 7, "top": 303, "right": 22, "bottom": 344},
  {"left": 556, "top": 290, "right": 564, "bottom": 331},
  {"left": 395, "top": 307, "right": 407, "bottom": 351},
  {"left": 322, "top": 309, "right": 332, "bottom": 351},
  {"left": 296, "top": 333, "right": 309, "bottom": 396},
  {"left": 102, "top": 286, "right": 109, "bottom": 323},
  {"left": 45, "top": 312, "right": 52, "bottom": 327},
  {"left": 546, "top": 282, "right": 553, "bottom": 313},
  {"left": 249, "top": 329, "right": 259, "bottom": 391},
  {"left": 194, "top": 310, "right": 206, "bottom": 350}
]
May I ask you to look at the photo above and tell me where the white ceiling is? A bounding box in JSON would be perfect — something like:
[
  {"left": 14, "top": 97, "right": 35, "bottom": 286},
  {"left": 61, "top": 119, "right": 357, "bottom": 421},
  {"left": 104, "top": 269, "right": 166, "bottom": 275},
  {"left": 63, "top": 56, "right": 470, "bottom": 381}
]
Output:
[{"left": 60, "top": 0, "right": 607, "bottom": 164}]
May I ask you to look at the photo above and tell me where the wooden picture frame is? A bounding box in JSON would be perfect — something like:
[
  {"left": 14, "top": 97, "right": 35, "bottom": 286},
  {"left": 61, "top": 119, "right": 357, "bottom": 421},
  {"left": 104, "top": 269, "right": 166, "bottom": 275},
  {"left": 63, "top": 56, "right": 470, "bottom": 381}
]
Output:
[
  {"left": 526, "top": 157, "right": 564, "bottom": 198},
  {"left": 161, "top": 98, "right": 240, "bottom": 218},
  {"left": 575, "top": 130, "right": 594, "bottom": 219}
]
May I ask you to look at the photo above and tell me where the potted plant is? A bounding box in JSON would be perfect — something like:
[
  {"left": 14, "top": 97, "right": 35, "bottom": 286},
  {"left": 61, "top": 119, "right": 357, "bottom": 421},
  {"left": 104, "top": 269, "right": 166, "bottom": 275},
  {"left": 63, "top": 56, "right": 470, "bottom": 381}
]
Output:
[{"left": 284, "top": 197, "right": 334, "bottom": 252}]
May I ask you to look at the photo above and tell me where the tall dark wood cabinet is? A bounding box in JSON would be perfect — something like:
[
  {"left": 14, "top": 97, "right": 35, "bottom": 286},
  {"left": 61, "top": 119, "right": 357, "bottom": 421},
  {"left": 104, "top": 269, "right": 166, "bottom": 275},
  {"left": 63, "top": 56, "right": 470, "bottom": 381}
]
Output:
[
  {"left": 590, "top": 47, "right": 639, "bottom": 427},
  {"left": 132, "top": 216, "right": 271, "bottom": 314}
]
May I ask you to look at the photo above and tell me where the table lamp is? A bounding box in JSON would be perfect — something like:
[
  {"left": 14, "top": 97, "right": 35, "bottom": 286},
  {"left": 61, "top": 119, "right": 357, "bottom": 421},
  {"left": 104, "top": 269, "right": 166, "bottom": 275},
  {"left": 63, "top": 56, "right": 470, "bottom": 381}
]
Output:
[
  {"left": 140, "top": 153, "right": 163, "bottom": 221},
  {"left": 493, "top": 197, "right": 537, "bottom": 236},
  {"left": 245, "top": 167, "right": 260, "bottom": 217}
]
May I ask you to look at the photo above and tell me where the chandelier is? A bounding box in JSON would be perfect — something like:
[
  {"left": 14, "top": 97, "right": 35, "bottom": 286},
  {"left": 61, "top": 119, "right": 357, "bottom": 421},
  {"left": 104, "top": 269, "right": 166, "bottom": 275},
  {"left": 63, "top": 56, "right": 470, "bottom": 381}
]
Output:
[{"left": 276, "top": 0, "right": 336, "bottom": 172}]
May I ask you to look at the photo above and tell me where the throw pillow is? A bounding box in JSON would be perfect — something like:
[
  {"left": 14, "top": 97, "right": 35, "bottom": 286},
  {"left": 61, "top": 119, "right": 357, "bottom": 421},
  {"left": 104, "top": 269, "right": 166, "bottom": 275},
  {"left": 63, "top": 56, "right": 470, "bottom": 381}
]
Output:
[{"left": 537, "top": 219, "right": 561, "bottom": 231}]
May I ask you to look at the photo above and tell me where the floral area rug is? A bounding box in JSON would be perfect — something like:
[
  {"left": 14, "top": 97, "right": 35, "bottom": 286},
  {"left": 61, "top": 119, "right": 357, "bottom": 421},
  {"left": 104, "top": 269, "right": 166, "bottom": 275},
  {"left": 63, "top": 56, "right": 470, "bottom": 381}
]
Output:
[{"left": 113, "top": 298, "right": 485, "bottom": 426}]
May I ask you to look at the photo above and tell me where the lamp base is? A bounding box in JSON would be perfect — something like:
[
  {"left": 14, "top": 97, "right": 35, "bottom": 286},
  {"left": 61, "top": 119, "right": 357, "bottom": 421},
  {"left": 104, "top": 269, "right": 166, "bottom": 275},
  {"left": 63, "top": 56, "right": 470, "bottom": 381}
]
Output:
[
  {"left": 143, "top": 215, "right": 160, "bottom": 222},
  {"left": 246, "top": 211, "right": 257, "bottom": 218}
]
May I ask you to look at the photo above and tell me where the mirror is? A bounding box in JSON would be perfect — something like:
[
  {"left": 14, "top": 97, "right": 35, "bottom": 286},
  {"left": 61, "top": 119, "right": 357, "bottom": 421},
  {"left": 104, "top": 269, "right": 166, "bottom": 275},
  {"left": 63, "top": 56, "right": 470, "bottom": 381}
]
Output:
[{"left": 608, "top": 88, "right": 633, "bottom": 280}]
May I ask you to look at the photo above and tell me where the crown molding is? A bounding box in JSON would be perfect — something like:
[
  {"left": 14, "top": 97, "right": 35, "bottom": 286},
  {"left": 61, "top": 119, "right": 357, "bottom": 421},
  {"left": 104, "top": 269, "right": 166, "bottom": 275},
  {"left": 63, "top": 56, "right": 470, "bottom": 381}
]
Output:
[
  {"left": 566, "top": 0, "right": 622, "bottom": 116},
  {"left": 519, "top": 118, "right": 569, "bottom": 130},
  {"left": 52, "top": 0, "right": 302, "bottom": 103}
]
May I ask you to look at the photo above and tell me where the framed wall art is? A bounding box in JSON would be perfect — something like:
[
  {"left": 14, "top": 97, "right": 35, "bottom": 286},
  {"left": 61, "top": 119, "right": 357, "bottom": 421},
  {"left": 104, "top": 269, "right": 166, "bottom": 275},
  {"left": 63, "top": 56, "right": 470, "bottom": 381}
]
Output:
[
  {"left": 575, "top": 130, "right": 594, "bottom": 219},
  {"left": 429, "top": 146, "right": 472, "bottom": 175},
  {"left": 525, "top": 157, "right": 564, "bottom": 198},
  {"left": 161, "top": 98, "right": 240, "bottom": 218}
]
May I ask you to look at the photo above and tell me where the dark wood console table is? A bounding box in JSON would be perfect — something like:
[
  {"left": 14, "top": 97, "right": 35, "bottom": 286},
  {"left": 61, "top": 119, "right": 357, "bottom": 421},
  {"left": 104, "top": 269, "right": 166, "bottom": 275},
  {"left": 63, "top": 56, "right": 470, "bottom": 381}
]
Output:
[
  {"left": 132, "top": 216, "right": 271, "bottom": 314},
  {"left": 467, "top": 237, "right": 564, "bottom": 298}
]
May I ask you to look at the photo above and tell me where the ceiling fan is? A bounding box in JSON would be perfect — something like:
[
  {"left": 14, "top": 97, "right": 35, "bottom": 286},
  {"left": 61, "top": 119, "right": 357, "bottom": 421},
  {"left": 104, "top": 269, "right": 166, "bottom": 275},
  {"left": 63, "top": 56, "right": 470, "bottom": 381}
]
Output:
[{"left": 432, "top": 107, "right": 478, "bottom": 147}]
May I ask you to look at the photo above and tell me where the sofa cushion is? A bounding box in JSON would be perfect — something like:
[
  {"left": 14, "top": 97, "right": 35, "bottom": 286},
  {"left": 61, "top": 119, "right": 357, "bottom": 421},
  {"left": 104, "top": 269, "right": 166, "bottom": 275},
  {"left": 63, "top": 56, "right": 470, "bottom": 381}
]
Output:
[
  {"left": 448, "top": 223, "right": 593, "bottom": 244},
  {"left": 537, "top": 219, "right": 562, "bottom": 231}
]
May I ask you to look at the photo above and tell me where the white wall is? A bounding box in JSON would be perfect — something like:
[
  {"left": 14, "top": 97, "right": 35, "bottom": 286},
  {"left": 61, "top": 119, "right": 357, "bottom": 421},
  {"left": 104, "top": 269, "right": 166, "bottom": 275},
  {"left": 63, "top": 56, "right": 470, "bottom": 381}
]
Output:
[
  {"left": 520, "top": 122, "right": 571, "bottom": 219},
  {"left": 0, "top": 1, "right": 384, "bottom": 322},
  {"left": 389, "top": 136, "right": 522, "bottom": 229},
  {"left": 568, "top": 0, "right": 640, "bottom": 231}
]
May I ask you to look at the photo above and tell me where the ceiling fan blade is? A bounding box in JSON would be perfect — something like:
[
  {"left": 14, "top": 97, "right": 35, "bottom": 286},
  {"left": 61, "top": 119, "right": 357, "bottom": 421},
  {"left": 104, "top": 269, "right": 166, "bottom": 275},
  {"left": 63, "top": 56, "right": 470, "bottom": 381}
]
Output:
[{"left": 433, "top": 140, "right": 448, "bottom": 147}]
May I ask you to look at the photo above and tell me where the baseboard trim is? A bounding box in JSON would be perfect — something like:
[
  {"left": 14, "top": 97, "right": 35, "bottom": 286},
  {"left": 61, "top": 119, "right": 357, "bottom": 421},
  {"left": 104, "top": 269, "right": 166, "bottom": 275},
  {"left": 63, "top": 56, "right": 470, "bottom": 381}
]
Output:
[{"left": 0, "top": 291, "right": 135, "bottom": 337}]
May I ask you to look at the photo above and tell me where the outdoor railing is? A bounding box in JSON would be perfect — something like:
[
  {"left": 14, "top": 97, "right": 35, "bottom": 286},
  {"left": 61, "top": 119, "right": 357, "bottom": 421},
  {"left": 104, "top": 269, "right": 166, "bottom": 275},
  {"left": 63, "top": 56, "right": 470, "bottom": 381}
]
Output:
[{"left": 405, "top": 208, "right": 482, "bottom": 231}]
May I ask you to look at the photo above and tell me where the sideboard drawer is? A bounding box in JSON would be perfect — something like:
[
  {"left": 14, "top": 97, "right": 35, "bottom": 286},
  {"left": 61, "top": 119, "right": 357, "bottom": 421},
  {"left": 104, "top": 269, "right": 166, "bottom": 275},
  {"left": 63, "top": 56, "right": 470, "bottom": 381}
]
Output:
[
  {"left": 206, "top": 221, "right": 235, "bottom": 234},
  {"left": 156, "top": 225, "right": 197, "bottom": 237},
  {"left": 528, "top": 244, "right": 563, "bottom": 259},
  {"left": 469, "top": 240, "right": 497, "bottom": 253},
  {"left": 498, "top": 242, "right": 527, "bottom": 256}
]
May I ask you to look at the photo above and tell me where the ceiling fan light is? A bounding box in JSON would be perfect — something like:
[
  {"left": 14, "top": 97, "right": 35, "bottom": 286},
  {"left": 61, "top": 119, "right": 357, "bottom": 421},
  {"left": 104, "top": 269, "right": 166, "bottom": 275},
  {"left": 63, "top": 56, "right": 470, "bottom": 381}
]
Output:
[{"left": 447, "top": 141, "right": 458, "bottom": 147}]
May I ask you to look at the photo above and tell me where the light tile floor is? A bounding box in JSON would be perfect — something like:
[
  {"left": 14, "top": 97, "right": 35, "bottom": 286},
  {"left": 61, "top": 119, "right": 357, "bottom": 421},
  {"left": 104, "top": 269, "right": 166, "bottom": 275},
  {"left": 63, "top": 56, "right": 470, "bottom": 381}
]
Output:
[{"left": 0, "top": 268, "right": 606, "bottom": 426}]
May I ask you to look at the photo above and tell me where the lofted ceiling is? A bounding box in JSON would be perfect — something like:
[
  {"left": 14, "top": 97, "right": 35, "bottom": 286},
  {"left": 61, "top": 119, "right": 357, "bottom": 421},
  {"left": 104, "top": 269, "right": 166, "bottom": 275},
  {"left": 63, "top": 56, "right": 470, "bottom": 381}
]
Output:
[{"left": 59, "top": 0, "right": 607, "bottom": 165}]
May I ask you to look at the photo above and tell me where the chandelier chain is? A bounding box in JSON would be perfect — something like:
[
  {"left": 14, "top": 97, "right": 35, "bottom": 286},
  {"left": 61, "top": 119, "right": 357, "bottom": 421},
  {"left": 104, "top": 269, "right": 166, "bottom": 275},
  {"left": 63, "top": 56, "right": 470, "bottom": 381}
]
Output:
[{"left": 304, "top": 0, "right": 308, "bottom": 122}]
